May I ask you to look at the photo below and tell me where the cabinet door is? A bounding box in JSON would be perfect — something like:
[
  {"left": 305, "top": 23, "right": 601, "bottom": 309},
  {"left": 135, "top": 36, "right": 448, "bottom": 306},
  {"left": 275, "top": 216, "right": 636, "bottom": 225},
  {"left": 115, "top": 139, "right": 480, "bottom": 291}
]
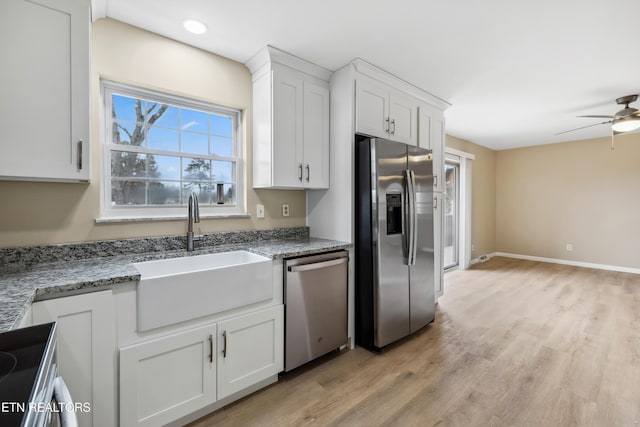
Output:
[
  {"left": 355, "top": 78, "right": 389, "bottom": 139},
  {"left": 272, "top": 66, "right": 304, "bottom": 188},
  {"left": 303, "top": 81, "right": 330, "bottom": 189},
  {"left": 0, "top": 0, "right": 89, "bottom": 182},
  {"left": 432, "top": 112, "right": 446, "bottom": 193},
  {"left": 434, "top": 193, "right": 445, "bottom": 300},
  {"left": 217, "top": 305, "right": 284, "bottom": 399},
  {"left": 418, "top": 104, "right": 433, "bottom": 150},
  {"left": 389, "top": 92, "right": 418, "bottom": 145},
  {"left": 32, "top": 290, "right": 116, "bottom": 427},
  {"left": 120, "top": 324, "right": 217, "bottom": 427}
]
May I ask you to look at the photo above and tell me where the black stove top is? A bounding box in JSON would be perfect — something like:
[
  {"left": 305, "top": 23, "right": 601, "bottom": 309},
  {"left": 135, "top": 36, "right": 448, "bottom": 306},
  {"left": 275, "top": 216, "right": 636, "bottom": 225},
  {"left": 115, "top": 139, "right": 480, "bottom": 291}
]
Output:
[{"left": 0, "top": 323, "right": 55, "bottom": 426}]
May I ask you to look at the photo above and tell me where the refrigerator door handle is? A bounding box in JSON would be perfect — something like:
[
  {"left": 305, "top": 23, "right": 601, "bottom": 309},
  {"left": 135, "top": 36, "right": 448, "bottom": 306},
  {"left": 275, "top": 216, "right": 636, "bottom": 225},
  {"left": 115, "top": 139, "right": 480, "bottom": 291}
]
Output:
[
  {"left": 405, "top": 169, "right": 416, "bottom": 266},
  {"left": 409, "top": 170, "right": 418, "bottom": 265}
]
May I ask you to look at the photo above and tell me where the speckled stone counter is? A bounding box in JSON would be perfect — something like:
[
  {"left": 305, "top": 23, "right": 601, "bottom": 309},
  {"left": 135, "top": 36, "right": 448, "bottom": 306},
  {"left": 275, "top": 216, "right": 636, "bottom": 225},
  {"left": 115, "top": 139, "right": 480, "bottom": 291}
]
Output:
[{"left": 0, "top": 229, "right": 351, "bottom": 332}]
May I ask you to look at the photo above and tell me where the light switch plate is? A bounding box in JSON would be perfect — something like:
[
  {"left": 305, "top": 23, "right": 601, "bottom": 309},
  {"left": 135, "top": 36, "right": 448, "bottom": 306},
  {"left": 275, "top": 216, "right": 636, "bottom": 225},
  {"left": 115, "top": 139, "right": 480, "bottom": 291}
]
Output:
[
  {"left": 256, "top": 204, "right": 265, "bottom": 218},
  {"left": 282, "top": 204, "right": 289, "bottom": 217}
]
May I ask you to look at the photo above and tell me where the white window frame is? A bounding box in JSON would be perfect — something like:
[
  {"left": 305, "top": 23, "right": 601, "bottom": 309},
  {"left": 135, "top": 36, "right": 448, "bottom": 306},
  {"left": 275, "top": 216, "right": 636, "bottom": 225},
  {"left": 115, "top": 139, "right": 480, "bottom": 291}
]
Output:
[{"left": 98, "top": 81, "right": 247, "bottom": 222}]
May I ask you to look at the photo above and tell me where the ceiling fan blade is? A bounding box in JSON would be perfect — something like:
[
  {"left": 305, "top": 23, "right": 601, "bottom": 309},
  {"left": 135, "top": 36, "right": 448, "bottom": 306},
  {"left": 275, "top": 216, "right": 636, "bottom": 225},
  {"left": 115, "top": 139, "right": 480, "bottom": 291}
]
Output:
[
  {"left": 577, "top": 115, "right": 616, "bottom": 119},
  {"left": 554, "top": 120, "right": 612, "bottom": 135}
]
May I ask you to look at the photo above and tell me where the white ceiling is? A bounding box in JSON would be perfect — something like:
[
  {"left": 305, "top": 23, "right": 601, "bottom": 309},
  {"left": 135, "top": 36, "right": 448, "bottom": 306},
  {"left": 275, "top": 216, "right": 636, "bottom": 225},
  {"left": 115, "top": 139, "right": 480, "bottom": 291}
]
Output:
[{"left": 97, "top": 0, "right": 640, "bottom": 150}]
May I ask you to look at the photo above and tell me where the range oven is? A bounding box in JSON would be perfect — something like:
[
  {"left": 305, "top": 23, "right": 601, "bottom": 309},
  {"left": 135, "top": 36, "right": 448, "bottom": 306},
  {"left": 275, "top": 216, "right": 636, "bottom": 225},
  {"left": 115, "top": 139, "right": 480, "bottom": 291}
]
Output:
[{"left": 0, "top": 322, "right": 78, "bottom": 427}]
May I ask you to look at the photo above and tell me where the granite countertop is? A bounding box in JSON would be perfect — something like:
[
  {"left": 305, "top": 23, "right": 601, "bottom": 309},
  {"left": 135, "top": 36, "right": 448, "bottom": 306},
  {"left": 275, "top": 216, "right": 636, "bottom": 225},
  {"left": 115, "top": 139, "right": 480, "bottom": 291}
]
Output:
[{"left": 0, "top": 236, "right": 351, "bottom": 333}]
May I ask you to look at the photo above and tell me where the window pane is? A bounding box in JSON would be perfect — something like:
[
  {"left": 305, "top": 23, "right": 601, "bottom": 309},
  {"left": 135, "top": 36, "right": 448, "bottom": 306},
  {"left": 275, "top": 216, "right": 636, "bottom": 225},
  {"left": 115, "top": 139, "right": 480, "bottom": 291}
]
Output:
[
  {"left": 112, "top": 122, "right": 143, "bottom": 146},
  {"left": 181, "top": 109, "right": 208, "bottom": 133},
  {"left": 111, "top": 152, "right": 146, "bottom": 178},
  {"left": 146, "top": 103, "right": 178, "bottom": 129},
  {"left": 112, "top": 94, "right": 139, "bottom": 123},
  {"left": 182, "top": 158, "right": 210, "bottom": 181},
  {"left": 210, "top": 136, "right": 233, "bottom": 157},
  {"left": 147, "top": 127, "right": 179, "bottom": 152},
  {"left": 210, "top": 114, "right": 232, "bottom": 137},
  {"left": 111, "top": 180, "right": 146, "bottom": 206},
  {"left": 212, "top": 161, "right": 233, "bottom": 182},
  {"left": 150, "top": 155, "right": 180, "bottom": 180},
  {"left": 212, "top": 183, "right": 235, "bottom": 205},
  {"left": 148, "top": 181, "right": 180, "bottom": 205},
  {"left": 183, "top": 182, "right": 211, "bottom": 204},
  {"left": 181, "top": 131, "right": 208, "bottom": 155}
]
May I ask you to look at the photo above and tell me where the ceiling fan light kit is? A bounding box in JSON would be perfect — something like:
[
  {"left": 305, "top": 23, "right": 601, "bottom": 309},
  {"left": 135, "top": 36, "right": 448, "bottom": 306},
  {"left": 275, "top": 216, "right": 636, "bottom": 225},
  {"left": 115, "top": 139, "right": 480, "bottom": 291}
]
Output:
[{"left": 611, "top": 116, "right": 640, "bottom": 132}]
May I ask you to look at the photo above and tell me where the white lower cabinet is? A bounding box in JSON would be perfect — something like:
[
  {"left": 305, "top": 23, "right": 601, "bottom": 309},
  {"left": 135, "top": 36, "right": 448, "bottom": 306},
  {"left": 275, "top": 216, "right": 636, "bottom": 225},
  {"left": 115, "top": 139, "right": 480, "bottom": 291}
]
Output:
[
  {"left": 119, "top": 305, "right": 284, "bottom": 426},
  {"left": 119, "top": 324, "right": 218, "bottom": 427},
  {"left": 217, "top": 305, "right": 284, "bottom": 399},
  {"left": 32, "top": 290, "right": 116, "bottom": 427}
]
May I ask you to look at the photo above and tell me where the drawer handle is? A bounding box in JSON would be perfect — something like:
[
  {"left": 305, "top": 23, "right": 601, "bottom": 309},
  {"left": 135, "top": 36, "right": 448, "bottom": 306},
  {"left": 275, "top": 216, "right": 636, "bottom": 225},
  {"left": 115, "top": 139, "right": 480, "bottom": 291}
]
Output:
[
  {"left": 287, "top": 257, "right": 348, "bottom": 273},
  {"left": 222, "top": 331, "right": 227, "bottom": 358},
  {"left": 305, "top": 164, "right": 310, "bottom": 182},
  {"left": 209, "top": 335, "right": 213, "bottom": 364},
  {"left": 298, "top": 164, "right": 303, "bottom": 181},
  {"left": 77, "top": 140, "right": 83, "bottom": 171}
]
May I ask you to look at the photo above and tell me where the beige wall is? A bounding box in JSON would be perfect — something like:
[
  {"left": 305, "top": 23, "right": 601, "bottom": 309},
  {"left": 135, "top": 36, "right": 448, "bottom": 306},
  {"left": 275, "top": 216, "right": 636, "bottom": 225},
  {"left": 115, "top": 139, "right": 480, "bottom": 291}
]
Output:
[
  {"left": 446, "top": 135, "right": 497, "bottom": 259},
  {"left": 0, "top": 19, "right": 305, "bottom": 248},
  {"left": 496, "top": 133, "right": 640, "bottom": 268}
]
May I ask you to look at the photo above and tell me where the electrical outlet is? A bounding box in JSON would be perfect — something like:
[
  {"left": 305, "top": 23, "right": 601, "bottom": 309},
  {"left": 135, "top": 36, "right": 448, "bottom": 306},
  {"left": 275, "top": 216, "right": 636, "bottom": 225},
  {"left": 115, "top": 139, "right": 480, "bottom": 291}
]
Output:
[
  {"left": 256, "top": 204, "right": 265, "bottom": 218},
  {"left": 566, "top": 244, "right": 573, "bottom": 251},
  {"left": 282, "top": 204, "right": 290, "bottom": 217}
]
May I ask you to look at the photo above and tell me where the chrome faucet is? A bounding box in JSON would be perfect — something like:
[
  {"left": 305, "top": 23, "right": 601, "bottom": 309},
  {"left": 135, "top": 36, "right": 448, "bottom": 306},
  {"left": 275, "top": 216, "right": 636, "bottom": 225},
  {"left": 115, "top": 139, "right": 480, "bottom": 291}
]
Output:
[{"left": 187, "top": 192, "right": 200, "bottom": 251}]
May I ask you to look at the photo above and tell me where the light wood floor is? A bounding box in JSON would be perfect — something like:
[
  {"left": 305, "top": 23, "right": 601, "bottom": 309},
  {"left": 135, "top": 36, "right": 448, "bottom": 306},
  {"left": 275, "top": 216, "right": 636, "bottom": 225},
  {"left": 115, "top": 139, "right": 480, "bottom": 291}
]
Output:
[{"left": 190, "top": 257, "right": 640, "bottom": 426}]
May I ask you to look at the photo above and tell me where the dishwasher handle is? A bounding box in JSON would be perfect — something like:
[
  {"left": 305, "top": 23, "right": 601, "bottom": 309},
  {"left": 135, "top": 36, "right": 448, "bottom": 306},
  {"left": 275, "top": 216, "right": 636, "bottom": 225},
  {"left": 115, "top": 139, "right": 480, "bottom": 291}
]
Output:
[{"left": 287, "top": 257, "right": 348, "bottom": 273}]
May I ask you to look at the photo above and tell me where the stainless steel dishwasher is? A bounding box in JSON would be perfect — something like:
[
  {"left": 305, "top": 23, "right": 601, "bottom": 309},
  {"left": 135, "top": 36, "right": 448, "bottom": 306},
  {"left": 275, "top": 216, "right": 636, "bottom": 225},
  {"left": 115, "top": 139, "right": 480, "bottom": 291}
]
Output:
[{"left": 284, "top": 250, "right": 349, "bottom": 372}]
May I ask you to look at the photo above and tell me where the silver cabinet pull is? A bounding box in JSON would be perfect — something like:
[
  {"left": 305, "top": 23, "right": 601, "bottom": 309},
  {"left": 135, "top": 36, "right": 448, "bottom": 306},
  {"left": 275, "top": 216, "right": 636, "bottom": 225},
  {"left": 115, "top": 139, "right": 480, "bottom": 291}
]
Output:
[
  {"left": 434, "top": 197, "right": 438, "bottom": 209},
  {"left": 305, "top": 164, "right": 310, "bottom": 182},
  {"left": 390, "top": 119, "right": 396, "bottom": 135},
  {"left": 77, "top": 140, "right": 83, "bottom": 171},
  {"left": 298, "top": 164, "right": 303, "bottom": 181},
  {"left": 385, "top": 117, "right": 390, "bottom": 133},
  {"left": 222, "top": 331, "right": 227, "bottom": 358},
  {"left": 433, "top": 175, "right": 438, "bottom": 188},
  {"left": 208, "top": 335, "right": 213, "bottom": 364}
]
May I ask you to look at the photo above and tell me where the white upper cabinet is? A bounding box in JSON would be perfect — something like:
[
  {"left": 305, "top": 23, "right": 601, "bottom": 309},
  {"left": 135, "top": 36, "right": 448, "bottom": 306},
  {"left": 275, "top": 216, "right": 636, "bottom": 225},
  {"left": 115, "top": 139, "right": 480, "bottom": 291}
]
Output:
[
  {"left": 247, "top": 46, "right": 330, "bottom": 189},
  {"left": 418, "top": 103, "right": 445, "bottom": 192},
  {"left": 356, "top": 76, "right": 418, "bottom": 145},
  {"left": 0, "top": 0, "right": 90, "bottom": 182}
]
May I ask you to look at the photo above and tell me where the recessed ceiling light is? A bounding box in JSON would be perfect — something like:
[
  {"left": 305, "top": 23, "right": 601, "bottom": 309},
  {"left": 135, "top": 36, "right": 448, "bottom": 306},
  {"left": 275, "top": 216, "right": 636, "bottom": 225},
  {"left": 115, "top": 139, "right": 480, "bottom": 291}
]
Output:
[{"left": 183, "top": 19, "right": 207, "bottom": 35}]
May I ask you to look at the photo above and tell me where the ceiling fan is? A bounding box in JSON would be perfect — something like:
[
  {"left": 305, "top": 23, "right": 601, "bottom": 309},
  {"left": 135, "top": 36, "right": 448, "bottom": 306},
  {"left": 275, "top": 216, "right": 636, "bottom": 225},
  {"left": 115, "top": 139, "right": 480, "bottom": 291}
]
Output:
[{"left": 555, "top": 94, "right": 640, "bottom": 136}]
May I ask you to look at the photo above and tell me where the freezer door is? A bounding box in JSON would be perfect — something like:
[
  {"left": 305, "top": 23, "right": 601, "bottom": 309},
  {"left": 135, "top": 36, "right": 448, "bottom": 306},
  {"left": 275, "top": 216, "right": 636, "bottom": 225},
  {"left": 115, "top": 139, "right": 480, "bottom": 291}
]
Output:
[
  {"left": 373, "top": 139, "right": 411, "bottom": 347},
  {"left": 408, "top": 145, "right": 435, "bottom": 332}
]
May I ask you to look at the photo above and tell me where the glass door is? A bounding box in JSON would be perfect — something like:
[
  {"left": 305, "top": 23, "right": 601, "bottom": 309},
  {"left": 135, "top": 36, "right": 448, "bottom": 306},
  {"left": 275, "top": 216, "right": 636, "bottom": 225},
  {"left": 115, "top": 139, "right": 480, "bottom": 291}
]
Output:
[{"left": 444, "top": 160, "right": 459, "bottom": 270}]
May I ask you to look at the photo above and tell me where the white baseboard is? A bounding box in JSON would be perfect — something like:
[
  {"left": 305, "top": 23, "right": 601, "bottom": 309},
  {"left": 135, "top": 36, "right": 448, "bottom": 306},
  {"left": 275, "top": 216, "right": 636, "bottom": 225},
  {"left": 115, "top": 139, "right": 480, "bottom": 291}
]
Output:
[{"left": 493, "top": 252, "right": 640, "bottom": 275}]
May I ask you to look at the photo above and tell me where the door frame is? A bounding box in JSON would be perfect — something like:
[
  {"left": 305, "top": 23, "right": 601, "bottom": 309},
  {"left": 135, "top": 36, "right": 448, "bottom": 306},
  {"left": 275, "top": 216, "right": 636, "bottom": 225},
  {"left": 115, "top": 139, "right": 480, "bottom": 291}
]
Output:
[{"left": 444, "top": 147, "right": 474, "bottom": 269}]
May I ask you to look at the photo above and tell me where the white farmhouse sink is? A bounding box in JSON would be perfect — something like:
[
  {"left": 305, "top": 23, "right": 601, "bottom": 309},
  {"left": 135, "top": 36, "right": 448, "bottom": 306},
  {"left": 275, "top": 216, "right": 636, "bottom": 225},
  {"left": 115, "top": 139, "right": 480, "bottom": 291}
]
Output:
[{"left": 134, "top": 251, "right": 273, "bottom": 331}]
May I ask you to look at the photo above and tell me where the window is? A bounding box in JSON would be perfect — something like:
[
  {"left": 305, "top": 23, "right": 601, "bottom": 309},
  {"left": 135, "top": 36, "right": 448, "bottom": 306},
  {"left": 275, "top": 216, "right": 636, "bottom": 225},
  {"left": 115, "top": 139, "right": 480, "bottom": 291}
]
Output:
[{"left": 101, "top": 81, "right": 244, "bottom": 220}]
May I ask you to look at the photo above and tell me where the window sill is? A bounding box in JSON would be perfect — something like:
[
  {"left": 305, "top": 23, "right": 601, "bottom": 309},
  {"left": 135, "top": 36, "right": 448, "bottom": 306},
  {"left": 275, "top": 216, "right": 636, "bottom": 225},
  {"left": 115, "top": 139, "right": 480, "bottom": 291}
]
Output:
[{"left": 95, "top": 213, "right": 251, "bottom": 224}]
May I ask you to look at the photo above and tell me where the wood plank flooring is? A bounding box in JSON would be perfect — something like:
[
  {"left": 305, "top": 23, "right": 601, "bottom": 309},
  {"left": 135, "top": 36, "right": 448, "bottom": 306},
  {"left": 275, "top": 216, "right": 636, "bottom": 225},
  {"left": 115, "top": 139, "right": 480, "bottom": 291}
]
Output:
[{"left": 189, "top": 257, "right": 640, "bottom": 426}]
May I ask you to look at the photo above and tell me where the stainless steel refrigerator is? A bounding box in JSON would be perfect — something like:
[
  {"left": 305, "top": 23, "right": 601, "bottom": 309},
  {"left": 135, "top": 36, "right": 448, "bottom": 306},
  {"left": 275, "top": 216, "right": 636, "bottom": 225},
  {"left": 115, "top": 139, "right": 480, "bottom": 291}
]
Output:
[{"left": 355, "top": 136, "right": 435, "bottom": 351}]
